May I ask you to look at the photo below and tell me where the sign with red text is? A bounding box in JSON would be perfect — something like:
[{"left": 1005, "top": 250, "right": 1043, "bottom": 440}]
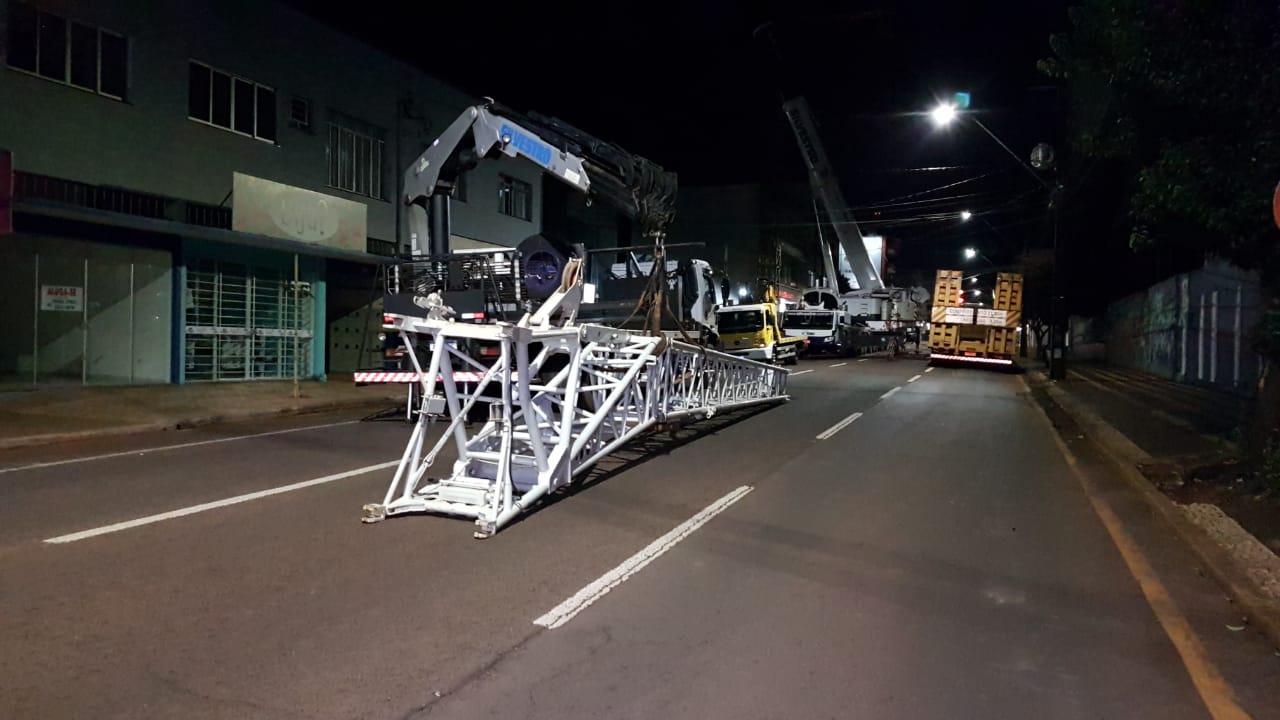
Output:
[{"left": 41, "top": 285, "right": 83, "bottom": 312}]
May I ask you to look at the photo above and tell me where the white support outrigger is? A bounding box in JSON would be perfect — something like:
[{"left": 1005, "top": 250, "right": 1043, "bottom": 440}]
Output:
[{"left": 362, "top": 261, "right": 789, "bottom": 537}]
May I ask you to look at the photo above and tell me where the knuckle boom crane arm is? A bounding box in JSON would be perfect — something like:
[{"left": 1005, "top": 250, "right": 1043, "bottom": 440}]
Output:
[{"left": 403, "top": 100, "right": 677, "bottom": 257}]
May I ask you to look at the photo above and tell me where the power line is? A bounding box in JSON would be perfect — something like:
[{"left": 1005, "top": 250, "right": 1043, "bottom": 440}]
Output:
[{"left": 852, "top": 169, "right": 1009, "bottom": 209}]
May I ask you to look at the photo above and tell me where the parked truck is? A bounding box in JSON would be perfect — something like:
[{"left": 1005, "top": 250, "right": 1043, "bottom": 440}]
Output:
[
  {"left": 717, "top": 287, "right": 805, "bottom": 365},
  {"left": 928, "top": 269, "right": 1023, "bottom": 367},
  {"left": 782, "top": 288, "right": 871, "bottom": 357}
]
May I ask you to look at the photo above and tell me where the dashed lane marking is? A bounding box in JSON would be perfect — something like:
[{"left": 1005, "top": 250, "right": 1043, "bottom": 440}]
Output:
[
  {"left": 880, "top": 386, "right": 902, "bottom": 400},
  {"left": 533, "top": 485, "right": 754, "bottom": 629},
  {"left": 0, "top": 420, "right": 361, "bottom": 476},
  {"left": 816, "top": 411, "right": 862, "bottom": 440},
  {"left": 44, "top": 461, "right": 398, "bottom": 544}
]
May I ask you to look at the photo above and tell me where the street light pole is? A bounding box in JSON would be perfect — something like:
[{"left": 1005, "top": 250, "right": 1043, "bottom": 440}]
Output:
[
  {"left": 932, "top": 101, "right": 1063, "bottom": 376},
  {"left": 968, "top": 117, "right": 1054, "bottom": 192},
  {"left": 1049, "top": 184, "right": 1066, "bottom": 379}
]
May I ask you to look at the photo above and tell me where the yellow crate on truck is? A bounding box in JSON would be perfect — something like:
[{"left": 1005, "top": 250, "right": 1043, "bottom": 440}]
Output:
[{"left": 933, "top": 269, "right": 963, "bottom": 307}]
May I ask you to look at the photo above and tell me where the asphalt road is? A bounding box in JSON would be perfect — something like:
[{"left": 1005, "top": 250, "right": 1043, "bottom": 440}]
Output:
[{"left": 2, "top": 358, "right": 1277, "bottom": 719}]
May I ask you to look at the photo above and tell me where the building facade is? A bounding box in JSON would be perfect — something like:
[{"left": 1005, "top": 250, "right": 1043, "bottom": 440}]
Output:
[
  {"left": 0, "top": 0, "right": 543, "bottom": 387},
  {"left": 669, "top": 182, "right": 818, "bottom": 303}
]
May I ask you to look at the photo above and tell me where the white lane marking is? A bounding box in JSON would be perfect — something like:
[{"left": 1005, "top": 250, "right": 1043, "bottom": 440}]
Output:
[
  {"left": 880, "top": 386, "right": 902, "bottom": 400},
  {"left": 925, "top": 367, "right": 935, "bottom": 373},
  {"left": 828, "top": 362, "right": 848, "bottom": 368},
  {"left": 908, "top": 374, "right": 923, "bottom": 383},
  {"left": 534, "top": 485, "right": 754, "bottom": 629},
  {"left": 789, "top": 369, "right": 814, "bottom": 376},
  {"left": 44, "top": 460, "right": 397, "bottom": 544},
  {"left": 816, "top": 411, "right": 862, "bottom": 440},
  {"left": 0, "top": 420, "right": 360, "bottom": 476},
  {"left": 857, "top": 358, "right": 868, "bottom": 363}
]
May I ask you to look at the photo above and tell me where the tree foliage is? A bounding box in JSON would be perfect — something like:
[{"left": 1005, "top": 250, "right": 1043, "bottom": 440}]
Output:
[{"left": 1041, "top": 0, "right": 1280, "bottom": 285}]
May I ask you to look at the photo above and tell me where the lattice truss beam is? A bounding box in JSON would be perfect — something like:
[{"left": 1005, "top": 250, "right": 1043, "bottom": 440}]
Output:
[{"left": 362, "top": 267, "right": 789, "bottom": 537}]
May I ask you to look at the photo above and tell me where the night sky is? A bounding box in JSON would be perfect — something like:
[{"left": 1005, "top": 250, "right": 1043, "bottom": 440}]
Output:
[{"left": 300, "top": 0, "right": 1070, "bottom": 290}]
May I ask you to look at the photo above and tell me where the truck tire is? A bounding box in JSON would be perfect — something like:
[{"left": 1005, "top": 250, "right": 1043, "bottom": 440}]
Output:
[{"left": 783, "top": 349, "right": 799, "bottom": 366}]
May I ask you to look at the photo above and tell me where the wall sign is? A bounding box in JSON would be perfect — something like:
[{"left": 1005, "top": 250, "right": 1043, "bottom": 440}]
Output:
[
  {"left": 976, "top": 308, "right": 1009, "bottom": 326},
  {"left": 41, "top": 285, "right": 83, "bottom": 312},
  {"left": 232, "top": 172, "right": 367, "bottom": 252}
]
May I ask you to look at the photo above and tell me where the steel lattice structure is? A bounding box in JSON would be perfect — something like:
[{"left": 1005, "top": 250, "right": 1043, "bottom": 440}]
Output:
[{"left": 363, "top": 262, "right": 789, "bottom": 537}]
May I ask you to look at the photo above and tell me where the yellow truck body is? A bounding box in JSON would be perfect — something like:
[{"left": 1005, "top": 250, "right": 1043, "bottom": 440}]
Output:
[{"left": 928, "top": 269, "right": 1022, "bottom": 367}]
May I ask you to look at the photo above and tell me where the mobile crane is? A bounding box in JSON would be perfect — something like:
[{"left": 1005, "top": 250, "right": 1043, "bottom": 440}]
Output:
[
  {"left": 780, "top": 96, "right": 929, "bottom": 339},
  {"left": 362, "top": 100, "right": 790, "bottom": 537}
]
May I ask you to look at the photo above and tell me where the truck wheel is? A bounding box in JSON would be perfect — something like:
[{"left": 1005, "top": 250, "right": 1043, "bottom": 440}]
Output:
[{"left": 784, "top": 351, "right": 799, "bottom": 366}]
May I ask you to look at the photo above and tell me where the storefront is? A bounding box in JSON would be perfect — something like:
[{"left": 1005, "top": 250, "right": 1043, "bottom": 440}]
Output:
[
  {"left": 0, "top": 230, "right": 173, "bottom": 386},
  {"left": 3, "top": 174, "right": 378, "bottom": 388},
  {"left": 179, "top": 239, "right": 324, "bottom": 382}
]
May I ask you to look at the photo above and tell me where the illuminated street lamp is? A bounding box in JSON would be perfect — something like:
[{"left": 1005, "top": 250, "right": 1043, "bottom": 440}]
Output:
[
  {"left": 963, "top": 247, "right": 978, "bottom": 260},
  {"left": 960, "top": 210, "right": 972, "bottom": 221},
  {"left": 929, "top": 94, "right": 1064, "bottom": 377},
  {"left": 930, "top": 102, "right": 957, "bottom": 127}
]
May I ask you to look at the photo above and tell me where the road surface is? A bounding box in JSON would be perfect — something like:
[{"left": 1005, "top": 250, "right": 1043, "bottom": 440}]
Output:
[{"left": 1, "top": 359, "right": 1277, "bottom": 719}]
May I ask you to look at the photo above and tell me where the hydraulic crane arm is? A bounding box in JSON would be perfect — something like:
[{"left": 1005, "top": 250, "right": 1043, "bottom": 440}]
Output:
[
  {"left": 403, "top": 101, "right": 677, "bottom": 256},
  {"left": 782, "top": 96, "right": 883, "bottom": 292}
]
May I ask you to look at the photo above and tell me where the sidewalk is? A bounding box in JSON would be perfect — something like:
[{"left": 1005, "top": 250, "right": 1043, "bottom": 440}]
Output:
[
  {"left": 1060, "top": 363, "right": 1245, "bottom": 458},
  {"left": 0, "top": 375, "right": 403, "bottom": 449},
  {"left": 1027, "top": 359, "right": 1280, "bottom": 648}
]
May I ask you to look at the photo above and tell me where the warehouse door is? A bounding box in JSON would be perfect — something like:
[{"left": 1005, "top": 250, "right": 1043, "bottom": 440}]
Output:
[{"left": 184, "top": 259, "right": 313, "bottom": 381}]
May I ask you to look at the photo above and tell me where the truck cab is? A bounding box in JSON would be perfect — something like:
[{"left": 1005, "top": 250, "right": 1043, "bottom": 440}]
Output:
[
  {"left": 716, "top": 297, "right": 804, "bottom": 365},
  {"left": 783, "top": 308, "right": 853, "bottom": 357}
]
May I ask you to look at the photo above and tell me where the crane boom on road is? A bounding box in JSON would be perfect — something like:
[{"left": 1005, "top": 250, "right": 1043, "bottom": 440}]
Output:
[{"left": 365, "top": 100, "right": 789, "bottom": 537}]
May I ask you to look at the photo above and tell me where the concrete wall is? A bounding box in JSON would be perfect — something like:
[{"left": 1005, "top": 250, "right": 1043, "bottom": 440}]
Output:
[
  {"left": 1093, "top": 258, "right": 1263, "bottom": 393},
  {"left": 0, "top": 0, "right": 541, "bottom": 249}
]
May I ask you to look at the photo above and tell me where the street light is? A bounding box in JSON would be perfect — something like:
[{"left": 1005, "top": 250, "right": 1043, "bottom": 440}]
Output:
[
  {"left": 929, "top": 95, "right": 1064, "bottom": 377},
  {"left": 960, "top": 210, "right": 972, "bottom": 221},
  {"left": 963, "top": 247, "right": 978, "bottom": 260},
  {"left": 930, "top": 102, "right": 957, "bottom": 127}
]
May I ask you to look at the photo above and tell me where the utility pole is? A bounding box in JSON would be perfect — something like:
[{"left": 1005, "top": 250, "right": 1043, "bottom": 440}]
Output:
[{"left": 1049, "top": 183, "right": 1066, "bottom": 379}]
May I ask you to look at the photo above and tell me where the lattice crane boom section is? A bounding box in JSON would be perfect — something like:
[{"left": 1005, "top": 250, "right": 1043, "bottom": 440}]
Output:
[{"left": 362, "top": 310, "right": 788, "bottom": 537}]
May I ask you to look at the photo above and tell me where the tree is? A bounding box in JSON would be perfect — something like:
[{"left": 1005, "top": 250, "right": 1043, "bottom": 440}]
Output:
[
  {"left": 1019, "top": 248, "right": 1056, "bottom": 361},
  {"left": 1042, "top": 0, "right": 1280, "bottom": 458}
]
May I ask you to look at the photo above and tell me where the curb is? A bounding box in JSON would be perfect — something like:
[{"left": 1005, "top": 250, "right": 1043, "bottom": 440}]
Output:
[
  {"left": 0, "top": 395, "right": 401, "bottom": 451},
  {"left": 1028, "top": 370, "right": 1280, "bottom": 650}
]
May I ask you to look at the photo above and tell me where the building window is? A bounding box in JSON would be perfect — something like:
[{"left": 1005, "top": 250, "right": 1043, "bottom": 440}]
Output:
[
  {"left": 187, "top": 61, "right": 276, "bottom": 143},
  {"left": 327, "top": 114, "right": 385, "bottom": 199},
  {"left": 6, "top": 1, "right": 127, "bottom": 100},
  {"left": 497, "top": 175, "right": 532, "bottom": 221},
  {"left": 289, "top": 96, "right": 311, "bottom": 131}
]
